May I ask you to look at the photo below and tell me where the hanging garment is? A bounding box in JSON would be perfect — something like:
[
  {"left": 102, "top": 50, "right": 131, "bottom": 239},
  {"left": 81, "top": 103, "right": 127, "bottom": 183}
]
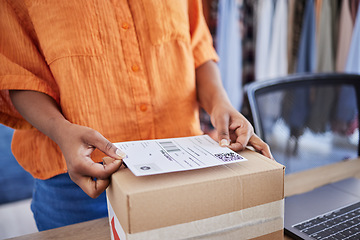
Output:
[
  {"left": 204, "top": 0, "right": 219, "bottom": 43},
  {"left": 281, "top": 0, "right": 316, "bottom": 153},
  {"left": 287, "top": 0, "right": 296, "bottom": 73},
  {"left": 255, "top": 0, "right": 274, "bottom": 81},
  {"left": 258, "top": 0, "right": 288, "bottom": 132},
  {"left": 315, "top": 0, "right": 323, "bottom": 32},
  {"left": 307, "top": 0, "right": 337, "bottom": 133},
  {"left": 336, "top": 0, "right": 354, "bottom": 72},
  {"left": 350, "top": 0, "right": 360, "bottom": 23},
  {"left": 287, "top": 0, "right": 306, "bottom": 74},
  {"left": 242, "top": 0, "right": 257, "bottom": 85},
  {"left": 331, "top": 1, "right": 342, "bottom": 55},
  {"left": 216, "top": 0, "right": 242, "bottom": 111},
  {"left": 267, "top": 0, "right": 288, "bottom": 79},
  {"left": 332, "top": 0, "right": 357, "bottom": 136},
  {"left": 316, "top": 0, "right": 335, "bottom": 72},
  {"left": 297, "top": 0, "right": 317, "bottom": 73},
  {"left": 346, "top": 4, "right": 360, "bottom": 74},
  {"left": 333, "top": 2, "right": 360, "bottom": 136}
]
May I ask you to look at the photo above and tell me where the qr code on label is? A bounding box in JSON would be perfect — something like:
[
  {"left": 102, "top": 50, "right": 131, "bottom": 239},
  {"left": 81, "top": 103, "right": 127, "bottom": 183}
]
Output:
[{"left": 214, "top": 152, "right": 243, "bottom": 162}]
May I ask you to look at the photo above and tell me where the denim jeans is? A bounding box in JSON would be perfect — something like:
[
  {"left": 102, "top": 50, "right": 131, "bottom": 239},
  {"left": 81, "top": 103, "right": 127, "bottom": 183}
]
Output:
[{"left": 31, "top": 173, "right": 108, "bottom": 231}]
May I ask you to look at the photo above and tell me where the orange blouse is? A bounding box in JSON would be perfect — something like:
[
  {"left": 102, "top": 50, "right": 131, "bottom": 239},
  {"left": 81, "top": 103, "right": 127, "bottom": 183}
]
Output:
[{"left": 0, "top": 0, "right": 218, "bottom": 179}]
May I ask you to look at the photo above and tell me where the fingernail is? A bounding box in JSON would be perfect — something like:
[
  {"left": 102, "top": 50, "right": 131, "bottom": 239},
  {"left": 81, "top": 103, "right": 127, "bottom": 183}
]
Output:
[
  {"left": 220, "top": 139, "right": 229, "bottom": 147},
  {"left": 115, "top": 159, "right": 122, "bottom": 164},
  {"left": 116, "top": 149, "right": 127, "bottom": 159}
]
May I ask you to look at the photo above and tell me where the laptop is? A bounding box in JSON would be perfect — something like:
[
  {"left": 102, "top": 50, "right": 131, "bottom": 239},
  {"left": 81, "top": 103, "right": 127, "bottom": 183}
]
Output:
[{"left": 285, "top": 177, "right": 360, "bottom": 239}]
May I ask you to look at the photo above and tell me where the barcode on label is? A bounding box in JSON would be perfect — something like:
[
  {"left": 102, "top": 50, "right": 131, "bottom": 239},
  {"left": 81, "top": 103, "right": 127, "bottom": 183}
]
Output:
[
  {"left": 214, "top": 152, "right": 242, "bottom": 162},
  {"left": 159, "top": 141, "right": 181, "bottom": 152}
]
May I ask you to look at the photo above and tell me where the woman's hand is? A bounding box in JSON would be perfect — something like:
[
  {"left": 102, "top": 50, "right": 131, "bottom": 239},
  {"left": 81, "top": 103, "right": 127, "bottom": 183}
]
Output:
[
  {"left": 210, "top": 102, "right": 273, "bottom": 159},
  {"left": 195, "top": 60, "right": 273, "bottom": 160},
  {"left": 56, "top": 121, "right": 126, "bottom": 198},
  {"left": 9, "top": 90, "right": 126, "bottom": 198}
]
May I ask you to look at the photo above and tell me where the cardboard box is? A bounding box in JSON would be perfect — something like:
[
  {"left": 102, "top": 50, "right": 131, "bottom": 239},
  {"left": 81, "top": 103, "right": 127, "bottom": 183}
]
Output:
[{"left": 106, "top": 149, "right": 285, "bottom": 240}]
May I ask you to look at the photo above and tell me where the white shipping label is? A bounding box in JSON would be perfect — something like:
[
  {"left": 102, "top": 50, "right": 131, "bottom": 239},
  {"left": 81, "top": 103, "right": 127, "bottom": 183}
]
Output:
[{"left": 114, "top": 135, "right": 247, "bottom": 176}]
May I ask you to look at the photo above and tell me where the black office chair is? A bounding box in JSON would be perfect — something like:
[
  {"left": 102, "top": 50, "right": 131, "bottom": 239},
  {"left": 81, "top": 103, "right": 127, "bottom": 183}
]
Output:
[{"left": 244, "top": 73, "right": 360, "bottom": 174}]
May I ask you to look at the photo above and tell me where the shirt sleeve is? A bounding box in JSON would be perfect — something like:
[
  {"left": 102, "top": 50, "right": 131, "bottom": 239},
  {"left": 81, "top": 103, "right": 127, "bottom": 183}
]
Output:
[
  {"left": 0, "top": 0, "right": 60, "bottom": 129},
  {"left": 188, "top": 0, "right": 219, "bottom": 69}
]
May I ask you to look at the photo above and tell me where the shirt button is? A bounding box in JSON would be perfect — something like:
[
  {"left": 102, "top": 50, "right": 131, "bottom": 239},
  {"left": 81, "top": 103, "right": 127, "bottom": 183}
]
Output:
[
  {"left": 122, "top": 22, "right": 129, "bottom": 30},
  {"left": 140, "top": 104, "right": 147, "bottom": 112},
  {"left": 131, "top": 64, "right": 140, "bottom": 72}
]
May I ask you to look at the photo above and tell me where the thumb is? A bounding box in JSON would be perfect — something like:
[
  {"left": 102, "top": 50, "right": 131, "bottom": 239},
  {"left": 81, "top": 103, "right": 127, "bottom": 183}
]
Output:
[
  {"left": 89, "top": 131, "right": 126, "bottom": 159},
  {"left": 214, "top": 116, "right": 230, "bottom": 147}
]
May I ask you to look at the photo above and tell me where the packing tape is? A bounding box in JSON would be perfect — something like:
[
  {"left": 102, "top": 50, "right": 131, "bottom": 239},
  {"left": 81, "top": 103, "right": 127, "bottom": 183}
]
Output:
[{"left": 108, "top": 198, "right": 284, "bottom": 240}]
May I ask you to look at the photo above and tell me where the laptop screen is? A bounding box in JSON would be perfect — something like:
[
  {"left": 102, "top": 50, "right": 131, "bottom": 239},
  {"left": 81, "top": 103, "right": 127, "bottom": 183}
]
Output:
[{"left": 255, "top": 84, "right": 359, "bottom": 174}]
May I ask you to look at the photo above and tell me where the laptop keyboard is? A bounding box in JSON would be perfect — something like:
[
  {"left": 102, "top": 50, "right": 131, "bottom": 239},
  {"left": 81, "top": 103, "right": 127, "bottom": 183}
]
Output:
[{"left": 293, "top": 201, "right": 360, "bottom": 239}]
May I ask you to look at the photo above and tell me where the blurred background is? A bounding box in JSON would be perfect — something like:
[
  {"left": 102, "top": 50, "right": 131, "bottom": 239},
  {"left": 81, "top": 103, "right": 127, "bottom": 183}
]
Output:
[
  {"left": 0, "top": 124, "right": 36, "bottom": 239},
  {"left": 1, "top": 0, "right": 359, "bottom": 239},
  {"left": 201, "top": 0, "right": 360, "bottom": 174}
]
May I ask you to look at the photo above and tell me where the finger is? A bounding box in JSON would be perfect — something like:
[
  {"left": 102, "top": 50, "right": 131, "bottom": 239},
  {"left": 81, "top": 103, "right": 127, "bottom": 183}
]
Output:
[
  {"left": 103, "top": 156, "right": 123, "bottom": 166},
  {"left": 228, "top": 126, "right": 252, "bottom": 152},
  {"left": 85, "top": 131, "right": 126, "bottom": 159},
  {"left": 228, "top": 142, "right": 244, "bottom": 152},
  {"left": 248, "top": 135, "right": 274, "bottom": 160},
  {"left": 76, "top": 157, "right": 122, "bottom": 180},
  {"left": 104, "top": 157, "right": 127, "bottom": 172},
  {"left": 73, "top": 174, "right": 110, "bottom": 198},
  {"left": 214, "top": 115, "right": 230, "bottom": 147},
  {"left": 94, "top": 178, "right": 111, "bottom": 196}
]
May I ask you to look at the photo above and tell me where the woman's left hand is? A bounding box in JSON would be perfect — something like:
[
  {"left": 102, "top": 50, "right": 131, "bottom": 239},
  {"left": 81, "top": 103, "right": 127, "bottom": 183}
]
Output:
[{"left": 210, "top": 102, "right": 274, "bottom": 160}]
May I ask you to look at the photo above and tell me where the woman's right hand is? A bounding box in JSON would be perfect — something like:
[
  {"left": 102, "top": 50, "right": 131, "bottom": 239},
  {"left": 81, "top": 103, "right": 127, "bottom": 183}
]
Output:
[
  {"left": 9, "top": 90, "right": 126, "bottom": 198},
  {"left": 55, "top": 121, "right": 126, "bottom": 198}
]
